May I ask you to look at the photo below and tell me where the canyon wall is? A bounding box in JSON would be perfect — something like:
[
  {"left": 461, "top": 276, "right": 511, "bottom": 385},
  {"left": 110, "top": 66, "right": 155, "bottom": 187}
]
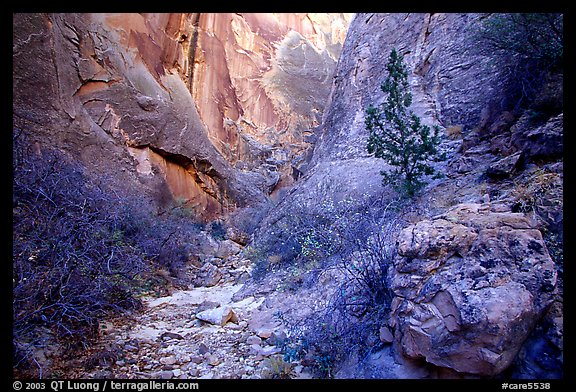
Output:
[
  {"left": 312, "top": 13, "right": 520, "bottom": 165},
  {"left": 253, "top": 12, "right": 521, "bottom": 260},
  {"left": 250, "top": 13, "right": 563, "bottom": 378},
  {"left": 190, "top": 13, "right": 351, "bottom": 191},
  {"left": 13, "top": 13, "right": 351, "bottom": 221}
]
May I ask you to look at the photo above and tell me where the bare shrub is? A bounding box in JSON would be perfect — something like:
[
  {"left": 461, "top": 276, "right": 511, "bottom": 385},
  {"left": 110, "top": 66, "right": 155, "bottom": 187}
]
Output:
[
  {"left": 274, "top": 202, "right": 403, "bottom": 378},
  {"left": 251, "top": 192, "right": 396, "bottom": 280},
  {"left": 13, "top": 135, "right": 143, "bottom": 374},
  {"left": 473, "top": 13, "right": 563, "bottom": 112},
  {"left": 12, "top": 130, "right": 203, "bottom": 377}
]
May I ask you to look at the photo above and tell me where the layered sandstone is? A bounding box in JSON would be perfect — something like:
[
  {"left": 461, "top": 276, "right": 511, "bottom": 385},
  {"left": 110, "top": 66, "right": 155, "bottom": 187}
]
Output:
[
  {"left": 191, "top": 13, "right": 351, "bottom": 191},
  {"left": 13, "top": 13, "right": 351, "bottom": 221}
]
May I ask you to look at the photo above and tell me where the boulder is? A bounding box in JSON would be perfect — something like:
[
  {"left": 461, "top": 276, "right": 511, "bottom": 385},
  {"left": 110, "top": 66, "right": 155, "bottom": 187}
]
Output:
[
  {"left": 196, "top": 233, "right": 220, "bottom": 258},
  {"left": 379, "top": 326, "right": 394, "bottom": 344},
  {"left": 256, "top": 329, "right": 273, "bottom": 339},
  {"left": 160, "top": 332, "right": 184, "bottom": 341},
  {"left": 246, "top": 335, "right": 263, "bottom": 346},
  {"left": 193, "top": 263, "right": 222, "bottom": 287},
  {"left": 257, "top": 345, "right": 282, "bottom": 357},
  {"left": 225, "top": 227, "right": 251, "bottom": 246},
  {"left": 389, "top": 203, "right": 557, "bottom": 376},
  {"left": 207, "top": 355, "right": 221, "bottom": 366},
  {"left": 215, "top": 240, "right": 243, "bottom": 259},
  {"left": 160, "top": 370, "right": 173, "bottom": 379},
  {"left": 160, "top": 356, "right": 177, "bottom": 366},
  {"left": 485, "top": 151, "right": 524, "bottom": 180},
  {"left": 196, "top": 306, "right": 238, "bottom": 326},
  {"left": 198, "top": 343, "right": 210, "bottom": 355},
  {"left": 512, "top": 113, "right": 563, "bottom": 160}
]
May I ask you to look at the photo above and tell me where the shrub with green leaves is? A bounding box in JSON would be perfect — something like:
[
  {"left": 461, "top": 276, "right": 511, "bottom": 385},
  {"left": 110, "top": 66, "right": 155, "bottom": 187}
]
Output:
[
  {"left": 477, "top": 13, "right": 563, "bottom": 68},
  {"left": 473, "top": 13, "right": 563, "bottom": 111},
  {"left": 365, "top": 48, "right": 444, "bottom": 198}
]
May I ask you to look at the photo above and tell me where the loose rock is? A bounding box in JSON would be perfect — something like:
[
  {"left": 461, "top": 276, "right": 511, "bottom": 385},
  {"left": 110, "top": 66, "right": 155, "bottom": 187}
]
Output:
[
  {"left": 160, "top": 356, "right": 177, "bottom": 366},
  {"left": 160, "top": 332, "right": 184, "bottom": 341},
  {"left": 160, "top": 370, "right": 173, "bottom": 379},
  {"left": 379, "top": 326, "right": 394, "bottom": 344},
  {"left": 196, "top": 306, "right": 238, "bottom": 326}
]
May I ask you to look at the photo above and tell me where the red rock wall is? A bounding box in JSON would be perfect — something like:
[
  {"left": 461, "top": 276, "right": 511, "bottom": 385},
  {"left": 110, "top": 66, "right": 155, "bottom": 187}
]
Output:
[
  {"left": 190, "top": 13, "right": 351, "bottom": 167},
  {"left": 13, "top": 13, "right": 351, "bottom": 222},
  {"left": 128, "top": 146, "right": 225, "bottom": 221}
]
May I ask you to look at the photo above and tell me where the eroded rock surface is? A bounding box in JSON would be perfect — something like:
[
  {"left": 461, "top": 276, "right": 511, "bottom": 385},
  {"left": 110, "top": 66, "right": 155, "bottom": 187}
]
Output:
[
  {"left": 389, "top": 203, "right": 557, "bottom": 376},
  {"left": 252, "top": 12, "right": 526, "bottom": 259},
  {"left": 311, "top": 13, "right": 521, "bottom": 165},
  {"left": 13, "top": 13, "right": 351, "bottom": 222},
  {"left": 191, "top": 13, "right": 352, "bottom": 188}
]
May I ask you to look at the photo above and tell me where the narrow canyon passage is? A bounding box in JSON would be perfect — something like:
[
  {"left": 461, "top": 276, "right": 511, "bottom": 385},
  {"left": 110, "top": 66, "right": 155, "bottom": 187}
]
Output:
[
  {"left": 12, "top": 12, "right": 564, "bottom": 380},
  {"left": 57, "top": 241, "right": 312, "bottom": 379}
]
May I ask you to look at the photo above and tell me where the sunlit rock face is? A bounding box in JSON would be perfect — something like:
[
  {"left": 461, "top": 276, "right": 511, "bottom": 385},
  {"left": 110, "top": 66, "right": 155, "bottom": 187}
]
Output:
[
  {"left": 191, "top": 13, "right": 352, "bottom": 191},
  {"left": 12, "top": 13, "right": 351, "bottom": 221}
]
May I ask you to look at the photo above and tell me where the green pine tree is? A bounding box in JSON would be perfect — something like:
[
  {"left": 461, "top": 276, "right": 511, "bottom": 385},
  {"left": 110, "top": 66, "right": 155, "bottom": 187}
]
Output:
[{"left": 365, "top": 48, "right": 444, "bottom": 198}]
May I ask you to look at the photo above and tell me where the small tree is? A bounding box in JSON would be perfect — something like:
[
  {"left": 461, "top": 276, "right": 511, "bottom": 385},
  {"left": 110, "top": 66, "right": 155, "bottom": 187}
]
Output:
[{"left": 365, "top": 48, "right": 443, "bottom": 198}]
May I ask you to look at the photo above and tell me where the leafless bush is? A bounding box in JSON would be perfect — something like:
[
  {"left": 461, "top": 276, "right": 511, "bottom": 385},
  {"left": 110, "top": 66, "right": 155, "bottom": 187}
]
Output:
[
  {"left": 472, "top": 13, "right": 563, "bottom": 113},
  {"left": 251, "top": 191, "right": 397, "bottom": 280},
  {"left": 274, "top": 201, "right": 403, "bottom": 378},
  {"left": 12, "top": 130, "right": 202, "bottom": 376},
  {"left": 13, "top": 136, "right": 137, "bottom": 372}
]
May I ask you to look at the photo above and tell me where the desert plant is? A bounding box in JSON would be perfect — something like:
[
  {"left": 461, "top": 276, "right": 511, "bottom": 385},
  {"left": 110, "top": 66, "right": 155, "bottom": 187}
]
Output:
[
  {"left": 275, "top": 202, "right": 402, "bottom": 378},
  {"left": 262, "top": 355, "right": 294, "bottom": 379},
  {"left": 208, "top": 220, "right": 227, "bottom": 240},
  {"left": 477, "top": 13, "right": 562, "bottom": 68},
  {"left": 12, "top": 139, "right": 146, "bottom": 375},
  {"left": 12, "top": 130, "right": 204, "bottom": 377},
  {"left": 510, "top": 168, "right": 563, "bottom": 273},
  {"left": 365, "top": 48, "right": 444, "bottom": 198},
  {"left": 474, "top": 13, "right": 563, "bottom": 111}
]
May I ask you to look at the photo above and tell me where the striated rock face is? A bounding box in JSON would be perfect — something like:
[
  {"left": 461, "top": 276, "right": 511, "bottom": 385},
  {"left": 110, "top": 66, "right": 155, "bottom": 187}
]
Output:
[
  {"left": 311, "top": 13, "right": 519, "bottom": 165},
  {"left": 252, "top": 12, "right": 521, "bottom": 264},
  {"left": 389, "top": 203, "right": 557, "bottom": 376},
  {"left": 191, "top": 13, "right": 351, "bottom": 191},
  {"left": 13, "top": 13, "right": 246, "bottom": 222},
  {"left": 13, "top": 13, "right": 350, "bottom": 222}
]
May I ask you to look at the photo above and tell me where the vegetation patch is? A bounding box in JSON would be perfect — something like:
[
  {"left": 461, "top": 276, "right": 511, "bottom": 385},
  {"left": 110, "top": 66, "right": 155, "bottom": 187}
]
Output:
[
  {"left": 271, "top": 206, "right": 402, "bottom": 378},
  {"left": 365, "top": 48, "right": 445, "bottom": 198},
  {"left": 12, "top": 130, "right": 206, "bottom": 377}
]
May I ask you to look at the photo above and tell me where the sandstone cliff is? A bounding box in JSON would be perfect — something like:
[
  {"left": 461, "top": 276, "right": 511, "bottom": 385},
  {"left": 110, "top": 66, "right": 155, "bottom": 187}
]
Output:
[
  {"left": 191, "top": 13, "right": 350, "bottom": 189},
  {"left": 247, "top": 13, "right": 563, "bottom": 378},
  {"left": 252, "top": 12, "right": 522, "bottom": 267},
  {"left": 13, "top": 13, "right": 351, "bottom": 222}
]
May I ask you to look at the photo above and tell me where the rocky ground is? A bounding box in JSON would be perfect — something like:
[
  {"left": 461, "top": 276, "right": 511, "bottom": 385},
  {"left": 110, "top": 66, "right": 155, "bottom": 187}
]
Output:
[{"left": 53, "top": 241, "right": 313, "bottom": 380}]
